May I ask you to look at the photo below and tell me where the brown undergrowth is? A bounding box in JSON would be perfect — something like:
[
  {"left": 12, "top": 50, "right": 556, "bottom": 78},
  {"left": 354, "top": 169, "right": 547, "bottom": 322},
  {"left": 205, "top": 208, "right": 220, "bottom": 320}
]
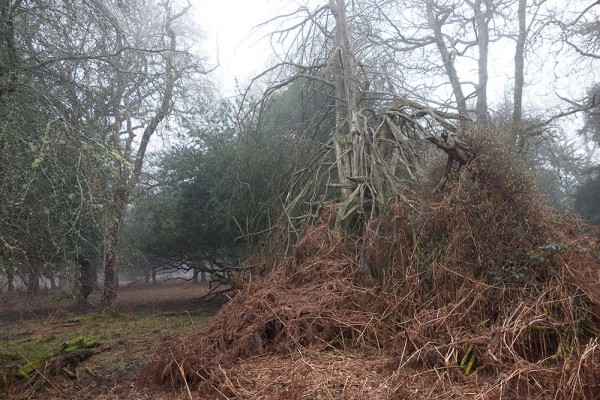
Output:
[{"left": 148, "top": 133, "right": 600, "bottom": 399}]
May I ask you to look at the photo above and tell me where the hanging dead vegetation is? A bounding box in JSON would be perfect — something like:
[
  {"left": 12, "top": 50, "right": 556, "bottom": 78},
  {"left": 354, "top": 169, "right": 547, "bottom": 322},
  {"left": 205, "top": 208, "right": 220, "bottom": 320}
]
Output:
[{"left": 146, "top": 129, "right": 600, "bottom": 399}]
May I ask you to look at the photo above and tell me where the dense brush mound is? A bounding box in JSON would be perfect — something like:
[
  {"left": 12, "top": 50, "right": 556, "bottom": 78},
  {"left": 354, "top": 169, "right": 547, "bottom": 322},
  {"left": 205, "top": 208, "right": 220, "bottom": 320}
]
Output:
[
  {"left": 148, "top": 133, "right": 600, "bottom": 399},
  {"left": 148, "top": 214, "right": 401, "bottom": 395}
]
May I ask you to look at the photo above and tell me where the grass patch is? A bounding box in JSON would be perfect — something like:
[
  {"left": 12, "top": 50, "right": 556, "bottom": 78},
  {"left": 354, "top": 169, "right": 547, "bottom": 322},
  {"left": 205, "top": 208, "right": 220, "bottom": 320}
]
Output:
[
  {"left": 1, "top": 304, "right": 215, "bottom": 393},
  {"left": 51, "top": 291, "right": 75, "bottom": 302},
  {"left": 147, "top": 308, "right": 211, "bottom": 318},
  {"left": 65, "top": 310, "right": 124, "bottom": 324},
  {"left": 1, "top": 284, "right": 219, "bottom": 397}
]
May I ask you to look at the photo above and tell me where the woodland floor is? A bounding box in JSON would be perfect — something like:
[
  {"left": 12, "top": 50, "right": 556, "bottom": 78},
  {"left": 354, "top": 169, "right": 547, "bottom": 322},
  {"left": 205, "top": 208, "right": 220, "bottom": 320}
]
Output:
[{"left": 0, "top": 282, "right": 222, "bottom": 399}]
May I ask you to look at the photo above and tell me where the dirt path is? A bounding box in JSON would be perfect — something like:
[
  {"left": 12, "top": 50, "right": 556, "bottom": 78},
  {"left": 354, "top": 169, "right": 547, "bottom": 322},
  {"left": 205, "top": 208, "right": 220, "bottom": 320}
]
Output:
[{"left": 0, "top": 281, "right": 218, "bottom": 323}]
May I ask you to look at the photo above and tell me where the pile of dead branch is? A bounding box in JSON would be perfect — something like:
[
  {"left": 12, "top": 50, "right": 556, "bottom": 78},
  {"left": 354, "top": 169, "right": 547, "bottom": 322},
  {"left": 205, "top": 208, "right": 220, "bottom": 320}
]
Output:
[
  {"left": 147, "top": 132, "right": 600, "bottom": 399},
  {"left": 147, "top": 206, "right": 401, "bottom": 395}
]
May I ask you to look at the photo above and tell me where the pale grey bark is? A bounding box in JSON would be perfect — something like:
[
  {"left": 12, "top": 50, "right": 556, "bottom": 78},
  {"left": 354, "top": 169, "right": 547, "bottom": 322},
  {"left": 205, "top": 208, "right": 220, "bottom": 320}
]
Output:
[
  {"left": 331, "top": 0, "right": 359, "bottom": 202},
  {"left": 425, "top": 0, "right": 469, "bottom": 118},
  {"left": 100, "top": 1, "right": 192, "bottom": 309},
  {"left": 474, "top": 0, "right": 492, "bottom": 126},
  {"left": 512, "top": 0, "right": 527, "bottom": 137}
]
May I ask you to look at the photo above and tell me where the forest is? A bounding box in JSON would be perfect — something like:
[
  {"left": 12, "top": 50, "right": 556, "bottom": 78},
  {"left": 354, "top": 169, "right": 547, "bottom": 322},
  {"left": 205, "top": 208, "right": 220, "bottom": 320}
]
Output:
[{"left": 1, "top": 0, "right": 600, "bottom": 398}]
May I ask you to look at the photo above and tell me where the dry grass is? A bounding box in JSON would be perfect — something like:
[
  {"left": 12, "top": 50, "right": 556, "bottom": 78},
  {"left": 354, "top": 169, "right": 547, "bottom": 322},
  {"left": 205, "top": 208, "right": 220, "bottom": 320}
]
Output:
[{"left": 148, "top": 132, "right": 600, "bottom": 399}]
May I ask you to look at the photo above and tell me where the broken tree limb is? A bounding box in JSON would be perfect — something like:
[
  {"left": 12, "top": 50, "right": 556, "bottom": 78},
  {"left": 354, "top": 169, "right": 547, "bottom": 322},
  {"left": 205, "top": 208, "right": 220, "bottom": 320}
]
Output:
[{"left": 426, "top": 134, "right": 472, "bottom": 192}]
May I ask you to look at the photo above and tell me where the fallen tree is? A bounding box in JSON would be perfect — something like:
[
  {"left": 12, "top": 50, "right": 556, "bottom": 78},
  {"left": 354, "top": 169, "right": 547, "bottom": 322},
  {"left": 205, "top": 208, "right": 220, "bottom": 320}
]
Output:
[
  {"left": 147, "top": 131, "right": 600, "bottom": 398},
  {"left": 145, "top": 1, "right": 600, "bottom": 397}
]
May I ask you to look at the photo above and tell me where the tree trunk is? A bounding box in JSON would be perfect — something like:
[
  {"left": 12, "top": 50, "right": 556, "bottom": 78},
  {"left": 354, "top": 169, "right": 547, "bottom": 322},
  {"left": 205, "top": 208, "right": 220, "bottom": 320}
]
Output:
[
  {"left": 200, "top": 270, "right": 207, "bottom": 283},
  {"left": 58, "top": 261, "right": 76, "bottom": 293},
  {"left": 152, "top": 267, "right": 157, "bottom": 286},
  {"left": 512, "top": 0, "right": 527, "bottom": 139},
  {"left": 100, "top": 185, "right": 126, "bottom": 309},
  {"left": 27, "top": 271, "right": 38, "bottom": 294},
  {"left": 475, "top": 0, "right": 492, "bottom": 126},
  {"left": 192, "top": 268, "right": 199, "bottom": 284},
  {"left": 0, "top": 0, "right": 19, "bottom": 96},
  {"left": 7, "top": 267, "right": 14, "bottom": 292},
  {"left": 48, "top": 273, "right": 57, "bottom": 291},
  {"left": 98, "top": 2, "right": 184, "bottom": 309},
  {"left": 77, "top": 257, "right": 94, "bottom": 304},
  {"left": 330, "top": 0, "right": 359, "bottom": 202}
]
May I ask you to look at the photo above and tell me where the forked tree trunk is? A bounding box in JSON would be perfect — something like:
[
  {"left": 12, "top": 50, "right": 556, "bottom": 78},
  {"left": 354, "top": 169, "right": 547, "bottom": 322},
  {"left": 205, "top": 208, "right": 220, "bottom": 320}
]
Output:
[
  {"left": 98, "top": 2, "right": 187, "bottom": 309},
  {"left": 426, "top": 0, "right": 468, "bottom": 118}
]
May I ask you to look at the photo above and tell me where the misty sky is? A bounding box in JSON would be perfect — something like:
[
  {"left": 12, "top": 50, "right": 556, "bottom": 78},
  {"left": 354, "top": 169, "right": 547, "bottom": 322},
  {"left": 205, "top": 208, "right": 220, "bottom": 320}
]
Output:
[
  {"left": 194, "top": 0, "right": 595, "bottom": 118},
  {"left": 194, "top": 0, "right": 307, "bottom": 96}
]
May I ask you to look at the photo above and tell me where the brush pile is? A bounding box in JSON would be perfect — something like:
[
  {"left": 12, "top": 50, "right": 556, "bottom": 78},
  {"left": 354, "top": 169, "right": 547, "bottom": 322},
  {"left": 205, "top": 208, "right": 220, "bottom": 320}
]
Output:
[{"left": 148, "top": 132, "right": 600, "bottom": 399}]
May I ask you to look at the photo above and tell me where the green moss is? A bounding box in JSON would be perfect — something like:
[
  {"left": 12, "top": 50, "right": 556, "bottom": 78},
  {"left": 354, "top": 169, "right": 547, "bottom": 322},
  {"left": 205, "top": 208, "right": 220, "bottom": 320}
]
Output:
[
  {"left": 2, "top": 303, "right": 215, "bottom": 388},
  {"left": 52, "top": 291, "right": 75, "bottom": 302},
  {"left": 15, "top": 335, "right": 102, "bottom": 377},
  {"left": 0, "top": 351, "right": 20, "bottom": 362},
  {"left": 61, "top": 335, "right": 102, "bottom": 354},
  {"left": 62, "top": 366, "right": 77, "bottom": 379},
  {"left": 17, "top": 349, "right": 55, "bottom": 377},
  {"left": 65, "top": 311, "right": 123, "bottom": 324},
  {"left": 42, "top": 334, "right": 57, "bottom": 342}
]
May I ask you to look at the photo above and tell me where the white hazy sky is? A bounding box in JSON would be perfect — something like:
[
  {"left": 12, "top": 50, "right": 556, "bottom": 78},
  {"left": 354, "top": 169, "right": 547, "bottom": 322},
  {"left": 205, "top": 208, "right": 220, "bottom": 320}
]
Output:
[
  {"left": 194, "top": 0, "right": 309, "bottom": 96},
  {"left": 193, "top": 0, "right": 596, "bottom": 113}
]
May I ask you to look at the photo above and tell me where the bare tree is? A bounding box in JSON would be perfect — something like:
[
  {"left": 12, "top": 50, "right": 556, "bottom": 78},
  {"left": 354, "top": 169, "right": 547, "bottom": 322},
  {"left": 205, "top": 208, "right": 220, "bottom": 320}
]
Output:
[
  {"left": 558, "top": 0, "right": 600, "bottom": 60},
  {"left": 0, "top": 0, "right": 211, "bottom": 307},
  {"left": 238, "top": 1, "right": 472, "bottom": 243},
  {"left": 95, "top": 0, "right": 205, "bottom": 309}
]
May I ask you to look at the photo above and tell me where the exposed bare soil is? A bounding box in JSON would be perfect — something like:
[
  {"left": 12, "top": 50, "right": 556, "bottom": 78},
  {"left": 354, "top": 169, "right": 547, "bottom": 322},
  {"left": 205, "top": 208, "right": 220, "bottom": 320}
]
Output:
[{"left": 0, "top": 281, "right": 218, "bottom": 322}]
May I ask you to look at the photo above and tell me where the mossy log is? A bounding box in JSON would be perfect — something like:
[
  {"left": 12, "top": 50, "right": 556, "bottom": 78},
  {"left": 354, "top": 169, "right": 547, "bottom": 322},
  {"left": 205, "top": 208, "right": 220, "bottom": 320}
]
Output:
[{"left": 18, "top": 335, "right": 102, "bottom": 379}]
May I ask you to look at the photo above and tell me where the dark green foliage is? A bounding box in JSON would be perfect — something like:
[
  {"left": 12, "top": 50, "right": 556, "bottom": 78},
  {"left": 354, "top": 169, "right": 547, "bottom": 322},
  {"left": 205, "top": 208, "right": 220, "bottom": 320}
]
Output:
[
  {"left": 580, "top": 84, "right": 600, "bottom": 145},
  {"left": 574, "top": 166, "right": 600, "bottom": 225},
  {"left": 128, "top": 100, "right": 251, "bottom": 257},
  {"left": 127, "top": 82, "right": 333, "bottom": 261}
]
